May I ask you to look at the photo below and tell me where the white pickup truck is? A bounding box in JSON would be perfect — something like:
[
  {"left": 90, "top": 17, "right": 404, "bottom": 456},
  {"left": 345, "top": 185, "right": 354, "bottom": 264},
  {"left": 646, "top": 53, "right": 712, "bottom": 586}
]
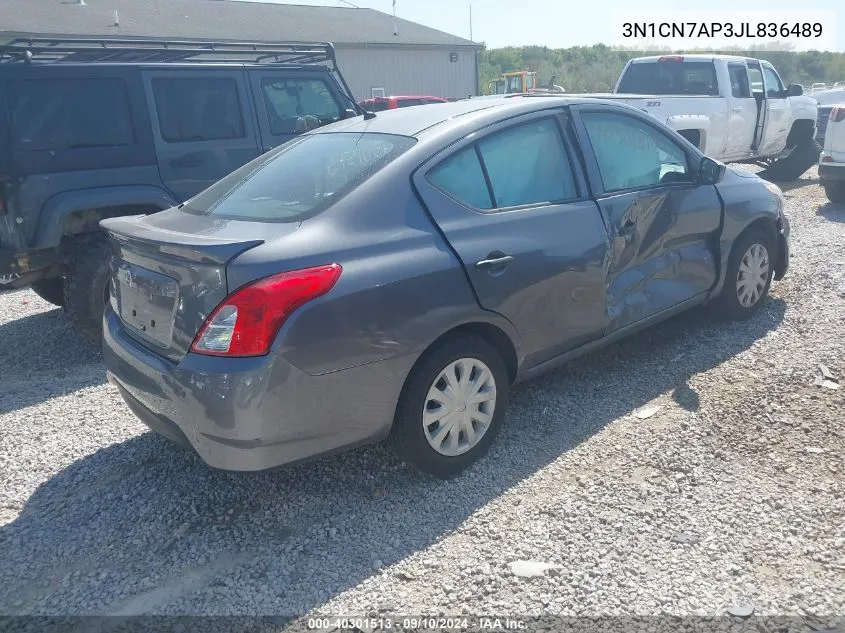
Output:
[{"left": 594, "top": 54, "right": 820, "bottom": 182}]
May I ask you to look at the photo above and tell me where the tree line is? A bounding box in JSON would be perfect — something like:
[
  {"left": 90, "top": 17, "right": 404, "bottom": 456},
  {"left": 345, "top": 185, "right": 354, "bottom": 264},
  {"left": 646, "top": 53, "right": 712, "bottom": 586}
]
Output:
[{"left": 479, "top": 43, "right": 845, "bottom": 94}]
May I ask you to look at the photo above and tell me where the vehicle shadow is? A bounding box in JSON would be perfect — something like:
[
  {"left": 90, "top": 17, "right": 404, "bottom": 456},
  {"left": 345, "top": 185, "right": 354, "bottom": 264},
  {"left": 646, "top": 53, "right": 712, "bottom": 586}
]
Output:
[
  {"left": 817, "top": 201, "right": 845, "bottom": 222},
  {"left": 0, "top": 298, "right": 786, "bottom": 618},
  {"left": 0, "top": 300, "right": 105, "bottom": 415},
  {"left": 777, "top": 176, "right": 818, "bottom": 193}
]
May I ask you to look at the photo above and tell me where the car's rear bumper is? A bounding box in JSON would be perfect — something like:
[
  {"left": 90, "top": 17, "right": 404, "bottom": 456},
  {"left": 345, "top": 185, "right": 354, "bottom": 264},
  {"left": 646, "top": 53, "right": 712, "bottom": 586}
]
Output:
[
  {"left": 819, "top": 162, "right": 845, "bottom": 183},
  {"left": 103, "top": 307, "right": 409, "bottom": 471}
]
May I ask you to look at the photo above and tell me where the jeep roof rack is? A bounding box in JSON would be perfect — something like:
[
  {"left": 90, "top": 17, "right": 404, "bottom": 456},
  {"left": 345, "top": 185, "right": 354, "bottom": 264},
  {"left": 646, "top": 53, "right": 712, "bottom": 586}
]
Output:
[{"left": 0, "top": 36, "right": 362, "bottom": 114}]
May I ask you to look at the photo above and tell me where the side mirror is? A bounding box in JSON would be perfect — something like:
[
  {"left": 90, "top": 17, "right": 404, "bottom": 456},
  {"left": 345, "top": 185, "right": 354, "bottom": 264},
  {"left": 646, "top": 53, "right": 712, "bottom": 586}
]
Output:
[
  {"left": 699, "top": 156, "right": 726, "bottom": 185},
  {"left": 787, "top": 84, "right": 803, "bottom": 97}
]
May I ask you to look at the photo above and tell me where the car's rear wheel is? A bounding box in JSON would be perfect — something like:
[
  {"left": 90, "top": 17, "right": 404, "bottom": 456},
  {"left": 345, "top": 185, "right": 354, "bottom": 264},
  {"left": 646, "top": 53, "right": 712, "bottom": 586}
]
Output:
[
  {"left": 713, "top": 227, "right": 775, "bottom": 320},
  {"left": 31, "top": 278, "right": 65, "bottom": 307},
  {"left": 824, "top": 183, "right": 845, "bottom": 204},
  {"left": 389, "top": 334, "right": 509, "bottom": 478},
  {"left": 63, "top": 234, "right": 112, "bottom": 346}
]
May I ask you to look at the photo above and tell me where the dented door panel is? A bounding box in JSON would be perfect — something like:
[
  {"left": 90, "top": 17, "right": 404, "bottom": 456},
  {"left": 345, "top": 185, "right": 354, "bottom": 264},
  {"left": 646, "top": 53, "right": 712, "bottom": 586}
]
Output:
[{"left": 597, "top": 184, "right": 721, "bottom": 333}]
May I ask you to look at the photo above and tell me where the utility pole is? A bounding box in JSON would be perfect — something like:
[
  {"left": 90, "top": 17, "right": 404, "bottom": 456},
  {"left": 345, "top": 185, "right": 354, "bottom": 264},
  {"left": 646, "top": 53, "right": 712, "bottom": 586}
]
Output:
[{"left": 470, "top": 1, "right": 473, "bottom": 41}]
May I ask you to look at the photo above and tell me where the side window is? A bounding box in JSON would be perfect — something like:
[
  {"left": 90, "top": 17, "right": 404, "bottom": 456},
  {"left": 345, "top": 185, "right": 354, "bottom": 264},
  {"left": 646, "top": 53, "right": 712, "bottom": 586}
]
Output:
[
  {"left": 478, "top": 119, "right": 577, "bottom": 208},
  {"left": 429, "top": 118, "right": 578, "bottom": 210},
  {"left": 748, "top": 66, "right": 764, "bottom": 96},
  {"left": 429, "top": 146, "right": 492, "bottom": 210},
  {"left": 728, "top": 64, "right": 751, "bottom": 98},
  {"left": 152, "top": 77, "right": 244, "bottom": 142},
  {"left": 581, "top": 111, "right": 690, "bottom": 192},
  {"left": 260, "top": 78, "right": 341, "bottom": 135},
  {"left": 762, "top": 66, "right": 785, "bottom": 98},
  {"left": 9, "top": 78, "right": 133, "bottom": 151}
]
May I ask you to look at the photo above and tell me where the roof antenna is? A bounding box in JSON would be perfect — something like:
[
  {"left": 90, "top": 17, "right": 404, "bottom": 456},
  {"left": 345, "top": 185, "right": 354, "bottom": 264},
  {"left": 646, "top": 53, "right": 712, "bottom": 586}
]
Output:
[{"left": 392, "top": 0, "right": 398, "bottom": 36}]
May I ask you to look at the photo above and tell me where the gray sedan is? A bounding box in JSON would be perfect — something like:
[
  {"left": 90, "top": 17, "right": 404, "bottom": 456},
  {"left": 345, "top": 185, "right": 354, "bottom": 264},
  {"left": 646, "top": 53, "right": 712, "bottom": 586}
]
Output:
[{"left": 102, "top": 96, "right": 790, "bottom": 478}]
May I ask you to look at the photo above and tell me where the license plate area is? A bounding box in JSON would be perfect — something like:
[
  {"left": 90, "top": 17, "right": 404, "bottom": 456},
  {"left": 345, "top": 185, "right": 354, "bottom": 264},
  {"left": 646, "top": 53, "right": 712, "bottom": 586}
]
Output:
[{"left": 115, "top": 262, "right": 179, "bottom": 348}]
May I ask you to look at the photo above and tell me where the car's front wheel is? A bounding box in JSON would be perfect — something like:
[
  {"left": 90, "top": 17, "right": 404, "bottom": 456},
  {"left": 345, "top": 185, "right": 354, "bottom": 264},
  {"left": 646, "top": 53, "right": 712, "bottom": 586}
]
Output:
[
  {"left": 713, "top": 226, "right": 775, "bottom": 320},
  {"left": 390, "top": 334, "right": 509, "bottom": 478}
]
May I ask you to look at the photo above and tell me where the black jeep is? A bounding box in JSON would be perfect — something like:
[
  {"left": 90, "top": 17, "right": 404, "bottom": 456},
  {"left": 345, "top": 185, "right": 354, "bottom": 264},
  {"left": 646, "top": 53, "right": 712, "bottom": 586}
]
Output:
[{"left": 0, "top": 37, "right": 360, "bottom": 342}]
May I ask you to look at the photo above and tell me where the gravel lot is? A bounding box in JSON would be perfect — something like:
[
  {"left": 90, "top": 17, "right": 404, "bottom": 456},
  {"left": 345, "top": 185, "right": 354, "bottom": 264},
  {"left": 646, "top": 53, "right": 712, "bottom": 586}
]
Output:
[{"left": 0, "top": 167, "right": 843, "bottom": 628}]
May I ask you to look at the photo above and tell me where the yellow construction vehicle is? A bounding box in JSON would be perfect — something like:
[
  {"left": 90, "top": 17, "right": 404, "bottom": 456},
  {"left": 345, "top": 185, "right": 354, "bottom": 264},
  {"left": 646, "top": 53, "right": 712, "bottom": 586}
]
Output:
[{"left": 487, "top": 71, "right": 565, "bottom": 95}]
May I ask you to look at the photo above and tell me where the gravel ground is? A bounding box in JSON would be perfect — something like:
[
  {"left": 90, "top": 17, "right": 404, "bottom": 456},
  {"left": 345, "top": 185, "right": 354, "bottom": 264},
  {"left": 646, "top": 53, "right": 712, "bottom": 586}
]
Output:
[{"left": 0, "top": 167, "right": 843, "bottom": 628}]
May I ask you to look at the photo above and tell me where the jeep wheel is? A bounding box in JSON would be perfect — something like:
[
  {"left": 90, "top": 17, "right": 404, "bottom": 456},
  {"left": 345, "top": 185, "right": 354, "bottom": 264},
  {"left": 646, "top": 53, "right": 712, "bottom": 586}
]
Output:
[
  {"left": 31, "top": 278, "right": 65, "bottom": 307},
  {"left": 63, "top": 235, "right": 112, "bottom": 346},
  {"left": 759, "top": 139, "right": 822, "bottom": 183}
]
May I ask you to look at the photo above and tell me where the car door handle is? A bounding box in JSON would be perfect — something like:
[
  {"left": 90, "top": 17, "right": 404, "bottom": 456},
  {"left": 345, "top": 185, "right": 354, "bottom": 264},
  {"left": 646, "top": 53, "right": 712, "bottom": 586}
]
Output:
[
  {"left": 475, "top": 255, "right": 514, "bottom": 271},
  {"left": 731, "top": 106, "right": 744, "bottom": 112}
]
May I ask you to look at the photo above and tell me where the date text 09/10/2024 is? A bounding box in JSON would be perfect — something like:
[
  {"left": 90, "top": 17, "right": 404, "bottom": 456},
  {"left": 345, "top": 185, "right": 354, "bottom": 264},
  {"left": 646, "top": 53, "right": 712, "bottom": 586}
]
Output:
[
  {"left": 306, "top": 617, "right": 528, "bottom": 630},
  {"left": 622, "top": 22, "right": 823, "bottom": 39}
]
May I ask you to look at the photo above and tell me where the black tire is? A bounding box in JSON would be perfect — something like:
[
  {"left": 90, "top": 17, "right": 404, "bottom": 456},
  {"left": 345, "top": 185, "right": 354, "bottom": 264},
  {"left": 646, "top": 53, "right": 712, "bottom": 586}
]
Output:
[
  {"left": 759, "top": 139, "right": 822, "bottom": 183},
  {"left": 63, "top": 234, "right": 112, "bottom": 346},
  {"left": 824, "top": 183, "right": 845, "bottom": 204},
  {"left": 389, "top": 334, "right": 510, "bottom": 478},
  {"left": 712, "top": 226, "right": 776, "bottom": 321},
  {"left": 31, "top": 278, "right": 65, "bottom": 307}
]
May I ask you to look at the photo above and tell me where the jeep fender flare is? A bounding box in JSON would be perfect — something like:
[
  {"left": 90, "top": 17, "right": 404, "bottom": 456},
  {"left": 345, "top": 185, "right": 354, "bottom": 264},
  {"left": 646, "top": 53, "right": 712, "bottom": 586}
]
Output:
[{"left": 35, "top": 186, "right": 178, "bottom": 249}]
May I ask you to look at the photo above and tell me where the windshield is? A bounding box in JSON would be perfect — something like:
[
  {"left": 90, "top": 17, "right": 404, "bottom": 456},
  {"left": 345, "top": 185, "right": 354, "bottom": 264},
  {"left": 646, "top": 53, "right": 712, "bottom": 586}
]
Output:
[
  {"left": 617, "top": 61, "right": 719, "bottom": 96},
  {"left": 181, "top": 133, "right": 416, "bottom": 222}
]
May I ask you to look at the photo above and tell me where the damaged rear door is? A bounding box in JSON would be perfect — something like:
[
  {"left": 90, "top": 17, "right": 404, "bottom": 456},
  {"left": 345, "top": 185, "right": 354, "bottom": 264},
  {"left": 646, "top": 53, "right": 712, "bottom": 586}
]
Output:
[{"left": 571, "top": 106, "right": 722, "bottom": 333}]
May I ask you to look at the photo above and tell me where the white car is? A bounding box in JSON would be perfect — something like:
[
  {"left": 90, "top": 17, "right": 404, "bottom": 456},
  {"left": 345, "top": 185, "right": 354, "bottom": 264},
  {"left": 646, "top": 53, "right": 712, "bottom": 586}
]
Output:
[
  {"left": 813, "top": 88, "right": 845, "bottom": 144},
  {"left": 819, "top": 104, "right": 845, "bottom": 203}
]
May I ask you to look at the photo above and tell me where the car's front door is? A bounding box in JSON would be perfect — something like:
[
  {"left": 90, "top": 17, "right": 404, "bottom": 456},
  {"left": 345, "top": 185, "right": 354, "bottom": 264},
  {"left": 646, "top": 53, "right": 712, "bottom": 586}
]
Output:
[
  {"left": 413, "top": 111, "right": 611, "bottom": 367},
  {"left": 571, "top": 106, "right": 722, "bottom": 334},
  {"left": 758, "top": 63, "right": 791, "bottom": 156},
  {"left": 248, "top": 71, "right": 344, "bottom": 153},
  {"left": 143, "top": 70, "right": 260, "bottom": 202}
]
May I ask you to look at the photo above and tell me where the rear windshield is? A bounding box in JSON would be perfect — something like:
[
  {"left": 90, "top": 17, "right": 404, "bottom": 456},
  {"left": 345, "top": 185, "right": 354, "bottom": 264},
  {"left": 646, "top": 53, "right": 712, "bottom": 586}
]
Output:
[
  {"left": 617, "top": 61, "right": 719, "bottom": 96},
  {"left": 181, "top": 132, "right": 416, "bottom": 222}
]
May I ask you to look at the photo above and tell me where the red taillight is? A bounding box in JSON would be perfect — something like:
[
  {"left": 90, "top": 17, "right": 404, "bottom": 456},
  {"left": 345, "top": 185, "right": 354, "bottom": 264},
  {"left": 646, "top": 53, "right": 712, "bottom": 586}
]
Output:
[
  {"left": 658, "top": 55, "right": 684, "bottom": 62},
  {"left": 822, "top": 155, "right": 834, "bottom": 162},
  {"left": 830, "top": 106, "right": 845, "bottom": 122},
  {"left": 191, "top": 264, "right": 342, "bottom": 357}
]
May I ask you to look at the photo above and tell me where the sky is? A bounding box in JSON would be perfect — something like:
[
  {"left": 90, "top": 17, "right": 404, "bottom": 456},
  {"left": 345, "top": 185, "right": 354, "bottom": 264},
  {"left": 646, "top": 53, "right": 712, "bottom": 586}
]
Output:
[{"left": 237, "top": 0, "right": 845, "bottom": 51}]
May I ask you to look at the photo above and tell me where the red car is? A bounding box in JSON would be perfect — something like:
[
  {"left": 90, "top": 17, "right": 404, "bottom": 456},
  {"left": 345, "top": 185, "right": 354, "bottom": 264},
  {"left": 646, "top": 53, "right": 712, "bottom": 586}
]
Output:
[{"left": 358, "top": 95, "right": 448, "bottom": 112}]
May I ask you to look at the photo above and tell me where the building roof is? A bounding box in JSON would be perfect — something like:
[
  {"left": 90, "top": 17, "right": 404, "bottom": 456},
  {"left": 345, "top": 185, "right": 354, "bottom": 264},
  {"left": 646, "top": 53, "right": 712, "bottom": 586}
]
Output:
[{"left": 0, "top": 0, "right": 480, "bottom": 49}]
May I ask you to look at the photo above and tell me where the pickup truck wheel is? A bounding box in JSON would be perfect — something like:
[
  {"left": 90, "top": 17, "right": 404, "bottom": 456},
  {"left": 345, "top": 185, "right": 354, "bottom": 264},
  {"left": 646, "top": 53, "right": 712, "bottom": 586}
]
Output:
[
  {"left": 31, "top": 278, "right": 65, "bottom": 307},
  {"left": 63, "top": 234, "right": 112, "bottom": 346},
  {"left": 759, "top": 139, "right": 822, "bottom": 182},
  {"left": 389, "top": 334, "right": 509, "bottom": 479},
  {"left": 824, "top": 183, "right": 845, "bottom": 204},
  {"left": 713, "top": 227, "right": 775, "bottom": 321}
]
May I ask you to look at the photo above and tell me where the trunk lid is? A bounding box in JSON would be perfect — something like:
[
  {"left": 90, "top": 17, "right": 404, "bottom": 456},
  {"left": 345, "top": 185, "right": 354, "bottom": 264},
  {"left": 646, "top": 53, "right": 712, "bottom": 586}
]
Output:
[{"left": 101, "top": 208, "right": 298, "bottom": 362}]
